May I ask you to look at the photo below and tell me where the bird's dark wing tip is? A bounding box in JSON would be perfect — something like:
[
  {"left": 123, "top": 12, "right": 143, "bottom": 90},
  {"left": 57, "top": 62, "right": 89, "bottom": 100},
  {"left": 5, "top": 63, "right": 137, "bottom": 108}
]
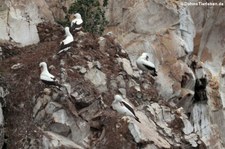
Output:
[{"left": 136, "top": 117, "right": 141, "bottom": 123}]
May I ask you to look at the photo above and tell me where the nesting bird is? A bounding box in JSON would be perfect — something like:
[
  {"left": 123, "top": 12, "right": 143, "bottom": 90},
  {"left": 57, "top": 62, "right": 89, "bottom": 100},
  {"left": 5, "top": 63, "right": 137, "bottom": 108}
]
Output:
[
  {"left": 57, "top": 27, "right": 74, "bottom": 54},
  {"left": 39, "top": 62, "right": 61, "bottom": 87},
  {"left": 112, "top": 94, "right": 140, "bottom": 123},
  {"left": 136, "top": 52, "right": 157, "bottom": 76},
  {"left": 70, "top": 13, "right": 83, "bottom": 32}
]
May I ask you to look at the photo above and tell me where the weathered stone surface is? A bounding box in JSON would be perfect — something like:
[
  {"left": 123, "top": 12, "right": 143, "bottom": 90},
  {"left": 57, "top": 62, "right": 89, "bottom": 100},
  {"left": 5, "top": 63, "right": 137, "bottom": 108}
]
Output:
[
  {"left": 84, "top": 68, "right": 107, "bottom": 92},
  {"left": 117, "top": 58, "right": 134, "bottom": 76},
  {"left": 48, "top": 122, "right": 71, "bottom": 137},
  {"left": 128, "top": 111, "right": 171, "bottom": 149},
  {"left": 0, "top": 0, "right": 73, "bottom": 46},
  {"left": 70, "top": 119, "right": 91, "bottom": 148},
  {"left": 42, "top": 131, "right": 83, "bottom": 149},
  {"left": 52, "top": 109, "right": 69, "bottom": 125}
]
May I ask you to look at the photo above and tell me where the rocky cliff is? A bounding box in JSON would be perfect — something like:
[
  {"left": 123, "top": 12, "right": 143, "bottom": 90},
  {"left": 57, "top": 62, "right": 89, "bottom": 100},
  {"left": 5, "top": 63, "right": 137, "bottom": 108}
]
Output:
[{"left": 0, "top": 0, "right": 225, "bottom": 148}]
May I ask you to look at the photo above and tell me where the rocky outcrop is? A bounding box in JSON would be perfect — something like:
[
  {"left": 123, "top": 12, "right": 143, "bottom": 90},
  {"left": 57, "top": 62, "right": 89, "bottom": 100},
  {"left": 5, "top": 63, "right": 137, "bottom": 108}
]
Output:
[
  {"left": 1, "top": 0, "right": 225, "bottom": 148},
  {"left": 0, "top": 0, "right": 73, "bottom": 46},
  {"left": 0, "top": 22, "right": 206, "bottom": 148},
  {"left": 104, "top": 0, "right": 225, "bottom": 148}
]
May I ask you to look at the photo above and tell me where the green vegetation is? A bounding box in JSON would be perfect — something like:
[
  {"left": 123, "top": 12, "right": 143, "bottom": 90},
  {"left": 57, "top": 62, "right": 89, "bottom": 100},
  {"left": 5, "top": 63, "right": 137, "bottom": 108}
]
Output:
[{"left": 68, "top": 0, "right": 108, "bottom": 35}]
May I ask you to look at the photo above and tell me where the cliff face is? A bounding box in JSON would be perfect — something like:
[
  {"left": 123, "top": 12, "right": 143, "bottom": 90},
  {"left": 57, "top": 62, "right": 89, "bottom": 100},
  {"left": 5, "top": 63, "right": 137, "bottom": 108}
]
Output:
[
  {"left": 0, "top": 0, "right": 225, "bottom": 148},
  {"left": 104, "top": 0, "right": 225, "bottom": 148},
  {"left": 0, "top": 0, "right": 73, "bottom": 46}
]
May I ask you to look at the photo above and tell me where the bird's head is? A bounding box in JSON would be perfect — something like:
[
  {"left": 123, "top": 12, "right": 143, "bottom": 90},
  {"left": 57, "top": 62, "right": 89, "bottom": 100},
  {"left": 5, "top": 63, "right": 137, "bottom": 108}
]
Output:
[
  {"left": 74, "top": 13, "right": 81, "bottom": 19},
  {"left": 39, "top": 62, "right": 47, "bottom": 71},
  {"left": 114, "top": 94, "right": 123, "bottom": 102}
]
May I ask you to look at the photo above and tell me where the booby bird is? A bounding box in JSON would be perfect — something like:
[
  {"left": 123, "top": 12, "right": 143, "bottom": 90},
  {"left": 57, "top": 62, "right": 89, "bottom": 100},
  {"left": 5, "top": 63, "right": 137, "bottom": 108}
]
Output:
[
  {"left": 112, "top": 94, "right": 140, "bottom": 123},
  {"left": 136, "top": 52, "right": 157, "bottom": 76},
  {"left": 39, "top": 62, "right": 61, "bottom": 87},
  {"left": 57, "top": 27, "right": 74, "bottom": 54},
  {"left": 70, "top": 13, "right": 83, "bottom": 32}
]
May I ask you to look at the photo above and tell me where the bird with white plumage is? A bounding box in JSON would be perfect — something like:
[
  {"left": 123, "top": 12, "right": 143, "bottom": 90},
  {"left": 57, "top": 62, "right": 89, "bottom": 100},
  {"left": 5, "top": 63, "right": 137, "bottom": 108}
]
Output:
[
  {"left": 57, "top": 27, "right": 74, "bottom": 54},
  {"left": 39, "top": 62, "right": 61, "bottom": 87},
  {"left": 70, "top": 13, "right": 83, "bottom": 32},
  {"left": 112, "top": 94, "right": 140, "bottom": 123},
  {"left": 136, "top": 52, "right": 157, "bottom": 76}
]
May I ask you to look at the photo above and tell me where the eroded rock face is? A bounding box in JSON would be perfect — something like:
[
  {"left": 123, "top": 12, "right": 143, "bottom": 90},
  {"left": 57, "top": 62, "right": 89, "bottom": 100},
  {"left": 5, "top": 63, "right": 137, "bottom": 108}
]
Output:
[
  {"left": 2, "top": 0, "right": 225, "bottom": 148},
  {"left": 0, "top": 0, "right": 73, "bottom": 46}
]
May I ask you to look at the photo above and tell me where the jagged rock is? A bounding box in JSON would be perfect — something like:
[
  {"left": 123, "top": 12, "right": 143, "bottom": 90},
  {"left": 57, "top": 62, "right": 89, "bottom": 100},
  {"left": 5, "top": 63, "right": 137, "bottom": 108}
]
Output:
[
  {"left": 52, "top": 109, "right": 69, "bottom": 125},
  {"left": 118, "top": 88, "right": 126, "bottom": 96},
  {"left": 98, "top": 37, "right": 106, "bottom": 52},
  {"left": 0, "top": 86, "right": 9, "bottom": 105},
  {"left": 87, "top": 61, "right": 102, "bottom": 70},
  {"left": 79, "top": 100, "right": 104, "bottom": 121},
  {"left": 191, "top": 103, "right": 212, "bottom": 146},
  {"left": 42, "top": 131, "right": 83, "bottom": 149},
  {"left": 181, "top": 116, "right": 194, "bottom": 135},
  {"left": 128, "top": 79, "right": 140, "bottom": 92},
  {"left": 34, "top": 109, "right": 45, "bottom": 123},
  {"left": 48, "top": 122, "right": 71, "bottom": 137},
  {"left": 0, "top": 0, "right": 74, "bottom": 46},
  {"left": 146, "top": 103, "right": 173, "bottom": 136},
  {"left": 73, "top": 66, "right": 87, "bottom": 74},
  {"left": 128, "top": 111, "right": 171, "bottom": 148},
  {"left": 84, "top": 68, "right": 107, "bottom": 92},
  {"left": 179, "top": 6, "right": 196, "bottom": 54},
  {"left": 176, "top": 88, "right": 194, "bottom": 113},
  {"left": 116, "top": 75, "right": 126, "bottom": 88},
  {"left": 33, "top": 95, "right": 51, "bottom": 118},
  {"left": 117, "top": 58, "right": 134, "bottom": 76},
  {"left": 70, "top": 119, "right": 91, "bottom": 148},
  {"left": 184, "top": 133, "right": 199, "bottom": 147},
  {"left": 45, "top": 102, "right": 62, "bottom": 114}
]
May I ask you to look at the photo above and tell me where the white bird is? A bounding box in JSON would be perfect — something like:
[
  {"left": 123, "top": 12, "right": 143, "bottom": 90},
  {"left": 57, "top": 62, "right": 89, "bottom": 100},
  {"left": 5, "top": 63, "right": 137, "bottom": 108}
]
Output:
[
  {"left": 112, "top": 94, "right": 140, "bottom": 123},
  {"left": 70, "top": 13, "right": 83, "bottom": 32},
  {"left": 57, "top": 27, "right": 74, "bottom": 54},
  {"left": 136, "top": 52, "right": 157, "bottom": 76},
  {"left": 39, "top": 62, "right": 61, "bottom": 87}
]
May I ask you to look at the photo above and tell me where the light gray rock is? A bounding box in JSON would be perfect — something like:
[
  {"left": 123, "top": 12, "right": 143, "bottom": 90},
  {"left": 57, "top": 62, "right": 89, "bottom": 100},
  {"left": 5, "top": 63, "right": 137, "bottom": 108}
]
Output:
[
  {"left": 191, "top": 103, "right": 212, "bottom": 146},
  {"left": 116, "top": 75, "right": 126, "bottom": 88},
  {"left": 0, "top": 103, "right": 3, "bottom": 126},
  {"left": 45, "top": 102, "right": 62, "bottom": 114},
  {"left": 128, "top": 111, "right": 171, "bottom": 148},
  {"left": 33, "top": 95, "right": 51, "bottom": 117},
  {"left": 117, "top": 58, "right": 134, "bottom": 76},
  {"left": 181, "top": 116, "right": 193, "bottom": 135},
  {"left": 42, "top": 131, "right": 83, "bottom": 149},
  {"left": 0, "top": 87, "right": 9, "bottom": 101},
  {"left": 34, "top": 109, "right": 45, "bottom": 122},
  {"left": 184, "top": 133, "right": 198, "bottom": 147},
  {"left": 118, "top": 88, "right": 126, "bottom": 96},
  {"left": 52, "top": 109, "right": 69, "bottom": 125},
  {"left": 128, "top": 79, "right": 140, "bottom": 92},
  {"left": 80, "top": 67, "right": 87, "bottom": 74},
  {"left": 70, "top": 119, "right": 91, "bottom": 148},
  {"left": 179, "top": 7, "right": 196, "bottom": 54},
  {"left": 98, "top": 37, "right": 106, "bottom": 52},
  {"left": 72, "top": 66, "right": 87, "bottom": 74},
  {"left": 79, "top": 100, "right": 104, "bottom": 121},
  {"left": 48, "top": 122, "right": 71, "bottom": 137},
  {"left": 84, "top": 68, "right": 107, "bottom": 92}
]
